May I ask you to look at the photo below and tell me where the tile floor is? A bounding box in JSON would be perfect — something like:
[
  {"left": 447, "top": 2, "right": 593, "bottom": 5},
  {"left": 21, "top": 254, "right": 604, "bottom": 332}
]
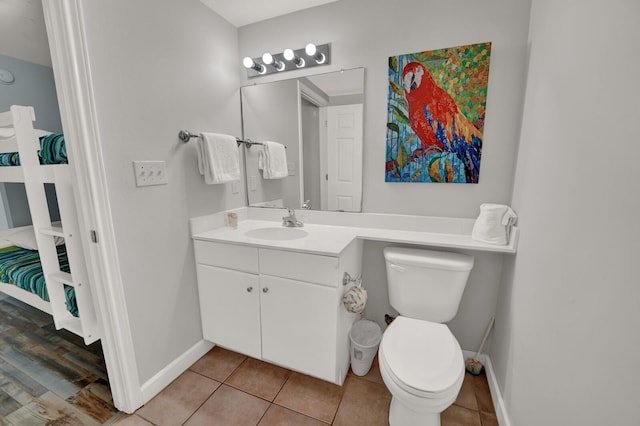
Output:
[{"left": 113, "top": 346, "right": 498, "bottom": 426}]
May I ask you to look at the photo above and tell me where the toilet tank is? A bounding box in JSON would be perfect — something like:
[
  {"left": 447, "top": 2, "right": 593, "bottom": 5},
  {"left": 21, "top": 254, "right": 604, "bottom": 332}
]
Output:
[{"left": 384, "top": 247, "right": 474, "bottom": 323}]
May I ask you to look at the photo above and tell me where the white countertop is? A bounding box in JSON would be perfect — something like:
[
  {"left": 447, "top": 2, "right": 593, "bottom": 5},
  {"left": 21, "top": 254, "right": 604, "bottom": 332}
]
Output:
[{"left": 191, "top": 208, "right": 519, "bottom": 256}]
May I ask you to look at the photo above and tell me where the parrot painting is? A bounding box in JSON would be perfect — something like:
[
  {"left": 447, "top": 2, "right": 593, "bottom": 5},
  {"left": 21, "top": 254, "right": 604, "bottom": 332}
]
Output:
[{"left": 402, "top": 61, "right": 483, "bottom": 183}]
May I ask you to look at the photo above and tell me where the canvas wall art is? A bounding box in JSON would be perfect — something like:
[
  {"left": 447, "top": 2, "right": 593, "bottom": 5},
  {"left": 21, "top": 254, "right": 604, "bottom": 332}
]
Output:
[{"left": 386, "top": 42, "right": 492, "bottom": 183}]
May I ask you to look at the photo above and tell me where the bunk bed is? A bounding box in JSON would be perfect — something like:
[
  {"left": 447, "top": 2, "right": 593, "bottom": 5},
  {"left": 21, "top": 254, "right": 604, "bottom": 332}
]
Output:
[{"left": 0, "top": 105, "right": 100, "bottom": 345}]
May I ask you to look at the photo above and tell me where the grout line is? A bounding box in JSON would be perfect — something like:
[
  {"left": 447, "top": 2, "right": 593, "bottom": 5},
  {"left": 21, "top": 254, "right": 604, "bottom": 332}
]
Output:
[{"left": 179, "top": 383, "right": 222, "bottom": 426}]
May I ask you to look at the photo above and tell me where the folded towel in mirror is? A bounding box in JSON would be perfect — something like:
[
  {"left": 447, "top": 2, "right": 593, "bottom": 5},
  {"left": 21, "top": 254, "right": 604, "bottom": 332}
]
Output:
[
  {"left": 259, "top": 141, "right": 288, "bottom": 179},
  {"left": 472, "top": 203, "right": 517, "bottom": 245}
]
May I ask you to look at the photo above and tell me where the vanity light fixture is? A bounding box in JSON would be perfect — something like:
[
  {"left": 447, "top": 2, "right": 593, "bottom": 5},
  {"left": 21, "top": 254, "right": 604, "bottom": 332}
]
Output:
[
  {"left": 283, "top": 48, "right": 305, "bottom": 68},
  {"left": 242, "top": 43, "right": 331, "bottom": 78},
  {"left": 242, "top": 56, "right": 266, "bottom": 74},
  {"left": 262, "top": 53, "right": 285, "bottom": 71},
  {"left": 305, "top": 43, "right": 326, "bottom": 64}
]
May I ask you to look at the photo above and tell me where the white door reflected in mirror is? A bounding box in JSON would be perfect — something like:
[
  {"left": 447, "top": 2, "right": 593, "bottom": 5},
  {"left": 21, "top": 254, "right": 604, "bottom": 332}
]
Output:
[{"left": 241, "top": 68, "right": 365, "bottom": 212}]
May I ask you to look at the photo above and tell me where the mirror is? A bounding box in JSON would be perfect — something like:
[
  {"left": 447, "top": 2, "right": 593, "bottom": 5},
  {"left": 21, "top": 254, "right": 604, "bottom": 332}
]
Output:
[{"left": 241, "top": 68, "right": 364, "bottom": 211}]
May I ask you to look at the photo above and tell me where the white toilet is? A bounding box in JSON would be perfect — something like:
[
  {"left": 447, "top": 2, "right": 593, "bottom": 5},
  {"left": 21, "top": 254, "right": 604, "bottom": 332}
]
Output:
[{"left": 379, "top": 247, "right": 474, "bottom": 426}]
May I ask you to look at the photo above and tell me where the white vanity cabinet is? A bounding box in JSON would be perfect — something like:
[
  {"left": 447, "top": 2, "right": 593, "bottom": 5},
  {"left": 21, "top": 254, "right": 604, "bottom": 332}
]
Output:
[
  {"left": 196, "top": 264, "right": 261, "bottom": 359},
  {"left": 194, "top": 239, "right": 362, "bottom": 385}
]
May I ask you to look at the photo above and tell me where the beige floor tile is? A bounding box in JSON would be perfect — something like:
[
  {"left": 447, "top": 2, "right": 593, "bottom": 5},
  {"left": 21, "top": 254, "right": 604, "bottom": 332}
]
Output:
[
  {"left": 333, "top": 375, "right": 391, "bottom": 426},
  {"left": 441, "top": 404, "right": 482, "bottom": 426},
  {"left": 185, "top": 384, "right": 270, "bottom": 426},
  {"left": 136, "top": 370, "right": 220, "bottom": 426},
  {"left": 480, "top": 411, "right": 500, "bottom": 426},
  {"left": 226, "top": 357, "right": 290, "bottom": 401},
  {"left": 111, "top": 413, "right": 155, "bottom": 425},
  {"left": 472, "top": 373, "right": 495, "bottom": 414},
  {"left": 189, "top": 346, "right": 247, "bottom": 382},
  {"left": 454, "top": 372, "right": 479, "bottom": 411},
  {"left": 258, "top": 404, "right": 329, "bottom": 426},
  {"left": 273, "top": 371, "right": 344, "bottom": 424}
]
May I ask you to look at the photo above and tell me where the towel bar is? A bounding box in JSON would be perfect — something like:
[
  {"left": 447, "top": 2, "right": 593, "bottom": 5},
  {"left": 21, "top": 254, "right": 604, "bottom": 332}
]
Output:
[{"left": 178, "top": 130, "right": 285, "bottom": 148}]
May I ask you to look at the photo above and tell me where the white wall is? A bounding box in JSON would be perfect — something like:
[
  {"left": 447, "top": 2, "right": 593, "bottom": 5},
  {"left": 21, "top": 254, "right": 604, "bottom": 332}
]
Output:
[
  {"left": 239, "top": 0, "right": 531, "bottom": 218},
  {"left": 238, "top": 0, "right": 531, "bottom": 351},
  {"left": 76, "top": 0, "right": 243, "bottom": 383},
  {"left": 492, "top": 1, "right": 640, "bottom": 424}
]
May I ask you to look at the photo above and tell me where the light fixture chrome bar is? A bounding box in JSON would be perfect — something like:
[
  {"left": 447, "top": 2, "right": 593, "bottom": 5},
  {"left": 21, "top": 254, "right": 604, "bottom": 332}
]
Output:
[{"left": 243, "top": 43, "right": 331, "bottom": 78}]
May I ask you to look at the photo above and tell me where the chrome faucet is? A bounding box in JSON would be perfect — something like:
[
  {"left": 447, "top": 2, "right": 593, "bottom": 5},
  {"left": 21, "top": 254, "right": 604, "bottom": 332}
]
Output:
[
  {"left": 282, "top": 208, "right": 304, "bottom": 227},
  {"left": 301, "top": 200, "right": 311, "bottom": 210}
]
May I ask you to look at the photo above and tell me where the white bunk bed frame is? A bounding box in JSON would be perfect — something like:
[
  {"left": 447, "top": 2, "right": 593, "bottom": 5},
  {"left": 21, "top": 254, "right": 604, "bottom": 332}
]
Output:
[{"left": 0, "top": 105, "right": 100, "bottom": 345}]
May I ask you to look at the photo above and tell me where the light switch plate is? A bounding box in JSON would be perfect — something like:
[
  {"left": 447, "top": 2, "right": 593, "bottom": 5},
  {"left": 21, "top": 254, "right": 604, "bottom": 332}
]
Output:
[{"left": 133, "top": 161, "right": 168, "bottom": 187}]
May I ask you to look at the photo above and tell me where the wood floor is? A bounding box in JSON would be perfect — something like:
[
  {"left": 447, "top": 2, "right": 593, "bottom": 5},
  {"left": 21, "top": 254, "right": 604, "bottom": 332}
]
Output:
[{"left": 0, "top": 292, "right": 119, "bottom": 425}]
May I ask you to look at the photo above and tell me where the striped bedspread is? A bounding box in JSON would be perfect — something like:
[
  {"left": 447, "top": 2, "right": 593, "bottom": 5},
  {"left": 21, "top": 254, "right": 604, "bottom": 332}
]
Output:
[
  {"left": 0, "top": 244, "right": 78, "bottom": 317},
  {"left": 0, "top": 133, "right": 67, "bottom": 166}
]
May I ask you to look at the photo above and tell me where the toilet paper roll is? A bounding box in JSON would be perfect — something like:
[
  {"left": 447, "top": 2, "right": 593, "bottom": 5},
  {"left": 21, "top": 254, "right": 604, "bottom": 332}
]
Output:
[{"left": 343, "top": 285, "right": 367, "bottom": 314}]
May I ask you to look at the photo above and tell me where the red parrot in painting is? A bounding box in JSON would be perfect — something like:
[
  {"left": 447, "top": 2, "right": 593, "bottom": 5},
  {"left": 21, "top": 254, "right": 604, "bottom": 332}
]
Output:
[{"left": 402, "top": 62, "right": 483, "bottom": 183}]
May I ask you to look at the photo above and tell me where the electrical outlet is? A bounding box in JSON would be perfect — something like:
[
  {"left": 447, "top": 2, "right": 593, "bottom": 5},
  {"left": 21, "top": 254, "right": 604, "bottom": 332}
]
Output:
[
  {"left": 288, "top": 162, "right": 295, "bottom": 176},
  {"left": 133, "top": 161, "right": 168, "bottom": 187},
  {"left": 249, "top": 176, "right": 257, "bottom": 191},
  {"left": 231, "top": 181, "right": 240, "bottom": 194}
]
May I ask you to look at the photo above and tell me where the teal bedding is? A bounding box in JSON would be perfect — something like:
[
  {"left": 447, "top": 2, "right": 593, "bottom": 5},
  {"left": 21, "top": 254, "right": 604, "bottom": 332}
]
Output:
[
  {"left": 0, "top": 133, "right": 67, "bottom": 166},
  {"left": 0, "top": 244, "right": 77, "bottom": 317}
]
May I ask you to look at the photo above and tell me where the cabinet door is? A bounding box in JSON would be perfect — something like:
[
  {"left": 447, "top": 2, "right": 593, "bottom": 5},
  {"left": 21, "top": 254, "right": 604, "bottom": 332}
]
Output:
[
  {"left": 260, "top": 275, "right": 337, "bottom": 382},
  {"left": 197, "top": 264, "right": 261, "bottom": 359}
]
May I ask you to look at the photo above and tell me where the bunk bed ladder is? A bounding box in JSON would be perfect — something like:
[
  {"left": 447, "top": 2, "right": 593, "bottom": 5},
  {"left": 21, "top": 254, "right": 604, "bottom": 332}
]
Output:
[
  {"left": 52, "top": 167, "right": 100, "bottom": 344},
  {"left": 11, "top": 105, "right": 100, "bottom": 345}
]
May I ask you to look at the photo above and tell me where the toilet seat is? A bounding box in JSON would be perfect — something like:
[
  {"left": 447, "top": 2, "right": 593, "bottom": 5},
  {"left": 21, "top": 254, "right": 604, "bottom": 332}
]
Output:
[{"left": 379, "top": 316, "right": 464, "bottom": 397}]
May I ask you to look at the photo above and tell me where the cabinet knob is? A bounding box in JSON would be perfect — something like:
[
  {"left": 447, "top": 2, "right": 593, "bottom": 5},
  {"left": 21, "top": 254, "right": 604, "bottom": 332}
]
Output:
[
  {"left": 262, "top": 287, "right": 269, "bottom": 293},
  {"left": 246, "top": 286, "right": 253, "bottom": 292}
]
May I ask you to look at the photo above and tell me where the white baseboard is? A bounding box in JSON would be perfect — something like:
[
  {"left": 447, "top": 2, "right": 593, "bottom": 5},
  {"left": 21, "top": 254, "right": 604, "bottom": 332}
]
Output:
[
  {"left": 462, "top": 350, "right": 511, "bottom": 426},
  {"left": 140, "top": 340, "right": 214, "bottom": 404}
]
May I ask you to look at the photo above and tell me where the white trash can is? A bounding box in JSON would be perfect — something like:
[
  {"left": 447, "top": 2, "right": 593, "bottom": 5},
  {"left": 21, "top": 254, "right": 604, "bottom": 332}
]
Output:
[{"left": 349, "top": 319, "right": 382, "bottom": 376}]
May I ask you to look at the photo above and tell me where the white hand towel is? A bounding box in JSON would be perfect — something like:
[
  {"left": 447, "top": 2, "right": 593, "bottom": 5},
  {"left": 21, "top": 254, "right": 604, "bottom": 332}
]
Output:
[
  {"left": 197, "top": 133, "right": 240, "bottom": 184},
  {"left": 260, "top": 141, "right": 288, "bottom": 179},
  {"left": 472, "top": 203, "right": 518, "bottom": 245}
]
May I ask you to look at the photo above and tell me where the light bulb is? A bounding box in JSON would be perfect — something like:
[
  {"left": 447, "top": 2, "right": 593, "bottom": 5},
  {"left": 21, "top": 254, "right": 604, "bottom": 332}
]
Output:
[
  {"left": 262, "top": 53, "right": 273, "bottom": 65},
  {"left": 305, "top": 43, "right": 326, "bottom": 64},
  {"left": 242, "top": 56, "right": 265, "bottom": 74},
  {"left": 242, "top": 56, "right": 254, "bottom": 68},
  {"left": 283, "top": 49, "right": 295, "bottom": 61},
  {"left": 305, "top": 43, "right": 317, "bottom": 56}
]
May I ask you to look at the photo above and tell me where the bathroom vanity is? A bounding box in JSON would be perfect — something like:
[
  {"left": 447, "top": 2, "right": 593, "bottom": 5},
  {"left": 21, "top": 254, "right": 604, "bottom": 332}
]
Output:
[
  {"left": 193, "top": 225, "right": 362, "bottom": 385},
  {"left": 191, "top": 207, "right": 518, "bottom": 385}
]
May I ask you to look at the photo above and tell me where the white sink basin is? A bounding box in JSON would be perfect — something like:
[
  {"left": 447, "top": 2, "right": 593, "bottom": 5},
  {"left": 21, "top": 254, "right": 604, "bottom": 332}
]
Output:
[{"left": 245, "top": 227, "right": 308, "bottom": 241}]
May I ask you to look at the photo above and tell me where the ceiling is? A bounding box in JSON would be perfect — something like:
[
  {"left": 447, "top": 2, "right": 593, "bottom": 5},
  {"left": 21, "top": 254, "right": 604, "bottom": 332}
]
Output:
[
  {"left": 0, "top": 0, "right": 339, "bottom": 67},
  {"left": 200, "top": 0, "right": 339, "bottom": 27},
  {"left": 0, "top": 0, "right": 52, "bottom": 66},
  {"left": 306, "top": 69, "right": 364, "bottom": 97}
]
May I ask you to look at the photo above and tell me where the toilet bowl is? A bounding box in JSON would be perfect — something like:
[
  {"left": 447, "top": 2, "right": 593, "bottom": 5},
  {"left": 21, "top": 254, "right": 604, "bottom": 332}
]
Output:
[
  {"left": 378, "top": 316, "right": 465, "bottom": 426},
  {"left": 380, "top": 247, "right": 474, "bottom": 426}
]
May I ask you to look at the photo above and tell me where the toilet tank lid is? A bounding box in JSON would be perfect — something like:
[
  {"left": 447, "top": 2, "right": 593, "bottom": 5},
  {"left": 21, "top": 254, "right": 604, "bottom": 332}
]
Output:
[{"left": 383, "top": 247, "right": 474, "bottom": 271}]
